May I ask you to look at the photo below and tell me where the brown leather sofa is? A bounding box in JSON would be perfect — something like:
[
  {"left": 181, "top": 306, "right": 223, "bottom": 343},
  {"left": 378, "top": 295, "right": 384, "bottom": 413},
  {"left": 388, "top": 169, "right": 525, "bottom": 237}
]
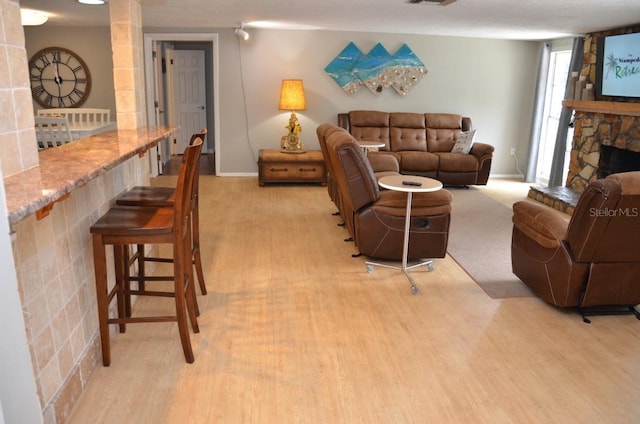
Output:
[
  {"left": 511, "top": 171, "right": 640, "bottom": 322},
  {"left": 322, "top": 123, "right": 452, "bottom": 261},
  {"left": 338, "top": 110, "right": 494, "bottom": 186}
]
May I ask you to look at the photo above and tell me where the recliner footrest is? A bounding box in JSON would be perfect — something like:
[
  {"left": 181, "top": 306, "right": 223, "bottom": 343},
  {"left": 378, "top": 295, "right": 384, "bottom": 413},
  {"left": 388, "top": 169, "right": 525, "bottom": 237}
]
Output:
[{"left": 578, "top": 305, "right": 640, "bottom": 324}]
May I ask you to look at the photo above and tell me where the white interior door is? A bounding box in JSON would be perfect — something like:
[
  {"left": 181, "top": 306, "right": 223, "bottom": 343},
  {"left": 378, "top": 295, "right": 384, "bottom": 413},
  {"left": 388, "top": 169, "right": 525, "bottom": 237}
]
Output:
[{"left": 172, "top": 50, "right": 207, "bottom": 154}]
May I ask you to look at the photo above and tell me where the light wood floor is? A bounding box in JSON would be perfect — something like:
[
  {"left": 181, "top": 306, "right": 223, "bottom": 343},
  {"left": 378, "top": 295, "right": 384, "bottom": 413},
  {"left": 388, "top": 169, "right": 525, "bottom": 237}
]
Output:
[{"left": 68, "top": 177, "right": 640, "bottom": 423}]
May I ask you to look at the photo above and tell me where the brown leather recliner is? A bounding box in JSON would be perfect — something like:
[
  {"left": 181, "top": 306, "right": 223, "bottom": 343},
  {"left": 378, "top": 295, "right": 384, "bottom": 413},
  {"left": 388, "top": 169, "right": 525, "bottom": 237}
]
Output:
[
  {"left": 511, "top": 171, "right": 640, "bottom": 322},
  {"left": 317, "top": 123, "right": 401, "bottom": 235},
  {"left": 324, "top": 125, "right": 452, "bottom": 261}
]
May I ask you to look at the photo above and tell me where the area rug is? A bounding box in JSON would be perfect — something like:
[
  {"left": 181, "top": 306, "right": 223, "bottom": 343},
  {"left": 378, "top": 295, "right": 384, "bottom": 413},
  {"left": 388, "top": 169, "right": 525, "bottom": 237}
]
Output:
[{"left": 446, "top": 187, "right": 534, "bottom": 299}]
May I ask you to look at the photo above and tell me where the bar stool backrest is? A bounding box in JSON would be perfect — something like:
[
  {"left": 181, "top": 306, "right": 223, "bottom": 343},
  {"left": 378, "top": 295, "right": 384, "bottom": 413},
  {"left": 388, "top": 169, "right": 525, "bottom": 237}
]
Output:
[
  {"left": 175, "top": 138, "right": 204, "bottom": 243},
  {"left": 188, "top": 129, "right": 207, "bottom": 207}
]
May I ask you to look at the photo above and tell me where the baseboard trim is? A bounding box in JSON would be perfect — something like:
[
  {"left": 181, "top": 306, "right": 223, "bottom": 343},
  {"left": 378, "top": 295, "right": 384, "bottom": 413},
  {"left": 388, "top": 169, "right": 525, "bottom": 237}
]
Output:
[
  {"left": 489, "top": 173, "right": 526, "bottom": 180},
  {"left": 218, "top": 172, "right": 258, "bottom": 177}
]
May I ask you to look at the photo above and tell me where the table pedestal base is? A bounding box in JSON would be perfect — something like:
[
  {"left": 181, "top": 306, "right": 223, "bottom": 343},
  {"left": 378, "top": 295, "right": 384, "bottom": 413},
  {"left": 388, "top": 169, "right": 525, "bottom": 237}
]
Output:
[
  {"left": 364, "top": 176, "right": 443, "bottom": 295},
  {"left": 365, "top": 259, "right": 435, "bottom": 294}
]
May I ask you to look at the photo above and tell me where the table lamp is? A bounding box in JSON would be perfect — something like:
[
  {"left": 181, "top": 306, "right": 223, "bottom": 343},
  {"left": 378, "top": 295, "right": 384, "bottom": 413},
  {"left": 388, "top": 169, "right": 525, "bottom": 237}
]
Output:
[{"left": 279, "top": 79, "right": 306, "bottom": 153}]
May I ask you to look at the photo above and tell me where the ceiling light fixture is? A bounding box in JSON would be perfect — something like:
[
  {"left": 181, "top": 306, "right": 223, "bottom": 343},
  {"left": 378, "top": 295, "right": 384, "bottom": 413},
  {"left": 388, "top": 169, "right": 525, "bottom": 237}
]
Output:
[
  {"left": 78, "top": 0, "right": 107, "bottom": 5},
  {"left": 20, "top": 9, "right": 49, "bottom": 26}
]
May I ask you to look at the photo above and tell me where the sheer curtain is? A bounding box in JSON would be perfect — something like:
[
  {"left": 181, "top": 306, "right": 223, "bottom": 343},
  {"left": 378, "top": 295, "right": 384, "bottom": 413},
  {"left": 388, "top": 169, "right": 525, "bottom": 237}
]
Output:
[
  {"left": 525, "top": 38, "right": 584, "bottom": 185},
  {"left": 548, "top": 37, "right": 584, "bottom": 187},
  {"left": 524, "top": 42, "right": 551, "bottom": 182}
]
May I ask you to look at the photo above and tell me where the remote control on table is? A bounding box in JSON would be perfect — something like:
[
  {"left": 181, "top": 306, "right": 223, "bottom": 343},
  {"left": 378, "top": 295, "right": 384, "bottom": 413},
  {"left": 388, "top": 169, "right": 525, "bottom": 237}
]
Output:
[{"left": 402, "top": 181, "right": 422, "bottom": 186}]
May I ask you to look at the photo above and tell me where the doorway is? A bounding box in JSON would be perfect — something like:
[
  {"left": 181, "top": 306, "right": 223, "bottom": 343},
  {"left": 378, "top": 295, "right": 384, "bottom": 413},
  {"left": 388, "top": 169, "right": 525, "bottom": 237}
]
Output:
[{"left": 143, "top": 33, "right": 220, "bottom": 176}]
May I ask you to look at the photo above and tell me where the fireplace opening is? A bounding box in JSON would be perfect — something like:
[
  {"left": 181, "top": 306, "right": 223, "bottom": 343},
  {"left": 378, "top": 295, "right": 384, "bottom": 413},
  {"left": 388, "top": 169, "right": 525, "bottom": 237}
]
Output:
[{"left": 598, "top": 145, "right": 640, "bottom": 179}]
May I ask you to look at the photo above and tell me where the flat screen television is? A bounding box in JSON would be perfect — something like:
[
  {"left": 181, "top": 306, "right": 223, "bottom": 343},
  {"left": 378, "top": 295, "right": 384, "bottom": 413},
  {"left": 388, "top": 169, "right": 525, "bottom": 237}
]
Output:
[{"left": 596, "top": 32, "right": 640, "bottom": 98}]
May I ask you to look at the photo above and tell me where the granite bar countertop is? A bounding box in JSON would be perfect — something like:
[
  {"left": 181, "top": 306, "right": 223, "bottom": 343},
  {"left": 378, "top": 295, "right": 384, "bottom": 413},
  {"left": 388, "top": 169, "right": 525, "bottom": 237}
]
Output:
[{"left": 4, "top": 126, "right": 176, "bottom": 225}]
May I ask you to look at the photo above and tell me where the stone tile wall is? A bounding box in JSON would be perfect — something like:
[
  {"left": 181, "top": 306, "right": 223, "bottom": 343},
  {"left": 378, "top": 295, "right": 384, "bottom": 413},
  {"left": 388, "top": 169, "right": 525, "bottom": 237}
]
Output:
[
  {"left": 566, "top": 111, "right": 640, "bottom": 193},
  {"left": 565, "top": 25, "right": 640, "bottom": 193}
]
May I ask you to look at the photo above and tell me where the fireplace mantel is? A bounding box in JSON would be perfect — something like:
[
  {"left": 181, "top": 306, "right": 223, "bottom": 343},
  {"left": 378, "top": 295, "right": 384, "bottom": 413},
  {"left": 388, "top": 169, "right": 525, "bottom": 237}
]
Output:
[{"left": 563, "top": 100, "right": 640, "bottom": 117}]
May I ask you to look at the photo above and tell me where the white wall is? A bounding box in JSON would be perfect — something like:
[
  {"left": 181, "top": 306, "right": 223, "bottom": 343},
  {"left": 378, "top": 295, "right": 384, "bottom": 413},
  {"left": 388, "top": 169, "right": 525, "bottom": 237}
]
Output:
[
  {"left": 26, "top": 26, "right": 540, "bottom": 176},
  {"left": 24, "top": 26, "right": 117, "bottom": 116},
  {"left": 214, "top": 29, "right": 539, "bottom": 176}
]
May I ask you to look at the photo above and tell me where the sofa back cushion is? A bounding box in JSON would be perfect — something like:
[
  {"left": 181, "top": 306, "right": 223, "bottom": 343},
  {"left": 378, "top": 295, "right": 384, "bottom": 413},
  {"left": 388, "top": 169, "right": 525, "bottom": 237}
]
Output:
[
  {"left": 389, "top": 113, "right": 427, "bottom": 152},
  {"left": 425, "top": 113, "right": 463, "bottom": 152},
  {"left": 347, "top": 110, "right": 390, "bottom": 150}
]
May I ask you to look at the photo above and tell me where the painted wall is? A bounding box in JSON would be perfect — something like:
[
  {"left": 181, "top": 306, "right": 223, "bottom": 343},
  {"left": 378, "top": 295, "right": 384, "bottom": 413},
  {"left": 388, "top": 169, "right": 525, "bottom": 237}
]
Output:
[
  {"left": 25, "top": 26, "right": 539, "bottom": 176},
  {"left": 221, "top": 29, "right": 539, "bottom": 176},
  {"left": 24, "top": 26, "right": 117, "bottom": 117}
]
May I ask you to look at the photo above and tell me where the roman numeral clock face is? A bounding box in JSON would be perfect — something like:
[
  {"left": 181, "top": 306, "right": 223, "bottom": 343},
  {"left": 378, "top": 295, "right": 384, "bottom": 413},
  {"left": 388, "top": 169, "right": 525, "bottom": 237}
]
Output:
[{"left": 29, "top": 47, "right": 92, "bottom": 108}]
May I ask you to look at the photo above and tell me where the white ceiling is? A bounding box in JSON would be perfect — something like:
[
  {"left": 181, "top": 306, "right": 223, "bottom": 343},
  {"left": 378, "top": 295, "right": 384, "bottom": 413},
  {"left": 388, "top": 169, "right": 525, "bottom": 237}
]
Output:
[{"left": 19, "top": 0, "right": 640, "bottom": 40}]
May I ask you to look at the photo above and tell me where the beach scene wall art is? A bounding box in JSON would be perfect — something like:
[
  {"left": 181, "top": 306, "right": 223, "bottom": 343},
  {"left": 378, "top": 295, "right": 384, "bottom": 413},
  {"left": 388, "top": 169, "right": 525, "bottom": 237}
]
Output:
[{"left": 324, "top": 42, "right": 428, "bottom": 96}]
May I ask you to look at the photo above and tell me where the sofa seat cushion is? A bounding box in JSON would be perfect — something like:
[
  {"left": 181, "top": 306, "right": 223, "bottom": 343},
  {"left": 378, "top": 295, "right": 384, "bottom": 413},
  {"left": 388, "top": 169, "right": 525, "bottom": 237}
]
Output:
[
  {"left": 436, "top": 152, "right": 479, "bottom": 172},
  {"left": 397, "top": 151, "right": 439, "bottom": 172}
]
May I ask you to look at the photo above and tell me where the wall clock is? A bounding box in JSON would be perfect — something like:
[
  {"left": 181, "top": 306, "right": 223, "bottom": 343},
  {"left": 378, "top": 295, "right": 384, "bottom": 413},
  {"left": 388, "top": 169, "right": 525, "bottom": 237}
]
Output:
[{"left": 28, "top": 46, "right": 92, "bottom": 108}]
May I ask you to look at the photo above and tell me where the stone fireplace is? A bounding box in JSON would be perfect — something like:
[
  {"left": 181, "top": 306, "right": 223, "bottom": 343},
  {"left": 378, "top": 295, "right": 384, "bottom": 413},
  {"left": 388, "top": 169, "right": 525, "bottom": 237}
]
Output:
[
  {"left": 566, "top": 103, "right": 640, "bottom": 192},
  {"left": 527, "top": 26, "right": 640, "bottom": 215},
  {"left": 528, "top": 101, "right": 640, "bottom": 215}
]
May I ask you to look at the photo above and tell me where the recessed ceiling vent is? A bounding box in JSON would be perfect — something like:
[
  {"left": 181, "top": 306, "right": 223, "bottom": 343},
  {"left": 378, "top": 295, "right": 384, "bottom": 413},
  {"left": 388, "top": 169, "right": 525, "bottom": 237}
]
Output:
[{"left": 408, "top": 0, "right": 457, "bottom": 5}]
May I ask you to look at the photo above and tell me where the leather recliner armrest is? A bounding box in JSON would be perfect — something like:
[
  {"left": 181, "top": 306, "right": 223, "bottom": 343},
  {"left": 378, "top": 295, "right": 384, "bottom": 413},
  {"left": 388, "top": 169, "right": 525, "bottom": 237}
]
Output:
[
  {"left": 375, "top": 189, "right": 452, "bottom": 217},
  {"left": 469, "top": 142, "right": 494, "bottom": 160},
  {"left": 512, "top": 200, "right": 569, "bottom": 249},
  {"left": 367, "top": 151, "right": 399, "bottom": 173}
]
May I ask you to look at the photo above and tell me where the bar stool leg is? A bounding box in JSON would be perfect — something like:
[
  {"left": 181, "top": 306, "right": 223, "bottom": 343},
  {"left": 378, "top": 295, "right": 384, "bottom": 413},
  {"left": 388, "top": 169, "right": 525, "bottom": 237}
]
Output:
[
  {"left": 184, "top": 228, "right": 200, "bottom": 329},
  {"left": 113, "top": 245, "right": 127, "bottom": 333},
  {"left": 173, "top": 247, "right": 195, "bottom": 364},
  {"left": 192, "top": 203, "right": 207, "bottom": 295},
  {"left": 92, "top": 234, "right": 112, "bottom": 366},
  {"left": 136, "top": 243, "right": 146, "bottom": 291}
]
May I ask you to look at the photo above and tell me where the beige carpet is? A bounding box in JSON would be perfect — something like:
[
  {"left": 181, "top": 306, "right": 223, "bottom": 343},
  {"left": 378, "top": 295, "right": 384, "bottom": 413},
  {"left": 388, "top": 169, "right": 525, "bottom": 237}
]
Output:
[{"left": 447, "top": 186, "right": 534, "bottom": 299}]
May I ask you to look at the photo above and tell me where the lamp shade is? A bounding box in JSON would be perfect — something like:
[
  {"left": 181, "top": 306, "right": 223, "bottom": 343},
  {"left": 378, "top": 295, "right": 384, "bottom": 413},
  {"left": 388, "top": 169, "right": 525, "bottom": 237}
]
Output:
[{"left": 278, "top": 79, "right": 306, "bottom": 111}]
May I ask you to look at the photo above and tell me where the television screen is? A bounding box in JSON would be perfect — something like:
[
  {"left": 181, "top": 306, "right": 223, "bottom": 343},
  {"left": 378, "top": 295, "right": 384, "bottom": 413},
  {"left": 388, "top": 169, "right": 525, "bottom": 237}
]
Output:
[{"left": 599, "top": 32, "right": 640, "bottom": 98}]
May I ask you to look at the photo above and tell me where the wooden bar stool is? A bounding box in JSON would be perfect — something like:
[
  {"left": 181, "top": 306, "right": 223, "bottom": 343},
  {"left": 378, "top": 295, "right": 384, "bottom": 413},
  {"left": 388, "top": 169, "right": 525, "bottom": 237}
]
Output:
[
  {"left": 90, "top": 138, "right": 203, "bottom": 366},
  {"left": 116, "top": 130, "right": 208, "bottom": 297}
]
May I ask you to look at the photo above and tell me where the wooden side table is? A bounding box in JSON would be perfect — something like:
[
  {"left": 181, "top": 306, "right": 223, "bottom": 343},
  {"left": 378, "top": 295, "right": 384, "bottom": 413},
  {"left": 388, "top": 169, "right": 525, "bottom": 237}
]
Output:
[{"left": 258, "top": 149, "right": 327, "bottom": 186}]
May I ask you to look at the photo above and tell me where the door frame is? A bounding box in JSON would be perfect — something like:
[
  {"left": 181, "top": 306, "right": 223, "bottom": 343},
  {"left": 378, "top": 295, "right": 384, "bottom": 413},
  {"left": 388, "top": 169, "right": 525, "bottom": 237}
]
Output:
[{"left": 143, "top": 33, "right": 220, "bottom": 176}]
